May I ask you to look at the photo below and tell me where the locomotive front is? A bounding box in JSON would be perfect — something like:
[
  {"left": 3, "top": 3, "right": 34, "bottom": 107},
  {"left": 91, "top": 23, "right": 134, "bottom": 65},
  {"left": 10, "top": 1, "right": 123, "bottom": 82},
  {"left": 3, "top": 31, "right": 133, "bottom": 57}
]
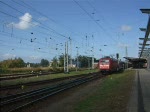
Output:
[
  {"left": 99, "top": 58, "right": 111, "bottom": 74},
  {"left": 99, "top": 57, "right": 120, "bottom": 74}
]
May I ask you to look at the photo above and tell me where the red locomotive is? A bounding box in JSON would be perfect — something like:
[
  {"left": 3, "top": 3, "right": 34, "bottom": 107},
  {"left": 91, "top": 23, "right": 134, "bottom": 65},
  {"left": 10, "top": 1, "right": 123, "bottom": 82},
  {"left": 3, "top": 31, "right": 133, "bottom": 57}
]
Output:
[{"left": 99, "top": 56, "right": 124, "bottom": 74}]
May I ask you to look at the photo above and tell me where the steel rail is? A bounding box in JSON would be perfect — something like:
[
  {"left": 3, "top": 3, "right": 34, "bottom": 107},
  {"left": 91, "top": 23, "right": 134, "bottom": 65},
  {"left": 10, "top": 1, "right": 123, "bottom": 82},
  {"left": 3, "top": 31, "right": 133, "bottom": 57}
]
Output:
[
  {"left": 0, "top": 72, "right": 61, "bottom": 81},
  {"left": 0, "top": 75, "right": 89, "bottom": 104},
  {"left": 1, "top": 73, "right": 102, "bottom": 112},
  {"left": 0, "top": 72, "right": 94, "bottom": 90}
]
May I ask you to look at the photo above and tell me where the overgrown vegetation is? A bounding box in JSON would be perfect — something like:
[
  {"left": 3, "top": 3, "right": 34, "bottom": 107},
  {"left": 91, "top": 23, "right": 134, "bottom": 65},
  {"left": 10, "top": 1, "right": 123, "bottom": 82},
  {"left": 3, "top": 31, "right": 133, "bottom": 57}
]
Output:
[
  {"left": 74, "top": 70, "right": 135, "bottom": 112},
  {"left": 0, "top": 69, "right": 99, "bottom": 87},
  {"left": 0, "top": 55, "right": 99, "bottom": 74},
  {"left": 0, "top": 58, "right": 25, "bottom": 68}
]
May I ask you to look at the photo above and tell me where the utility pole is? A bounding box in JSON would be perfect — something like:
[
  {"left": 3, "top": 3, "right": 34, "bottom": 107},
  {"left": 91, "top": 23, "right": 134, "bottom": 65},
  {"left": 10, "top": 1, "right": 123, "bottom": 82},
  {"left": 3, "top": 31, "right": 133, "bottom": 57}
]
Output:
[
  {"left": 64, "top": 52, "right": 65, "bottom": 72},
  {"left": 92, "top": 35, "right": 94, "bottom": 69},
  {"left": 88, "top": 57, "right": 90, "bottom": 69},
  {"left": 69, "top": 37, "right": 72, "bottom": 68},
  {"left": 64, "top": 41, "right": 69, "bottom": 73},
  {"left": 64, "top": 42, "right": 67, "bottom": 73},
  {"left": 92, "top": 47, "right": 94, "bottom": 69},
  {"left": 66, "top": 41, "right": 69, "bottom": 73},
  {"left": 125, "top": 46, "right": 128, "bottom": 69},
  {"left": 76, "top": 47, "right": 79, "bottom": 71}
]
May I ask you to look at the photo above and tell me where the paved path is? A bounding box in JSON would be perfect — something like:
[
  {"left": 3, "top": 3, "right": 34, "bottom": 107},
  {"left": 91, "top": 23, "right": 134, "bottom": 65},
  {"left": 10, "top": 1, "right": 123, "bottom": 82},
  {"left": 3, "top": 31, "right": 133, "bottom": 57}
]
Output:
[
  {"left": 139, "top": 69, "right": 150, "bottom": 112},
  {"left": 128, "top": 69, "right": 150, "bottom": 112}
]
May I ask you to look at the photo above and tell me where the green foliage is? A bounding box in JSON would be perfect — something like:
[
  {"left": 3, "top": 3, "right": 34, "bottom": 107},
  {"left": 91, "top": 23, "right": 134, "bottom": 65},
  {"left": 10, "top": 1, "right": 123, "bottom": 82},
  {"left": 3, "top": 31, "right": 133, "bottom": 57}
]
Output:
[
  {"left": 0, "top": 67, "right": 10, "bottom": 74},
  {"left": 0, "top": 58, "right": 25, "bottom": 68},
  {"left": 55, "top": 55, "right": 96, "bottom": 68},
  {"left": 77, "top": 55, "right": 92, "bottom": 68},
  {"left": 74, "top": 70, "right": 135, "bottom": 112},
  {"left": 51, "top": 67, "right": 64, "bottom": 72},
  {"left": 1, "top": 69, "right": 98, "bottom": 86},
  {"left": 40, "top": 59, "right": 49, "bottom": 67},
  {"left": 30, "top": 63, "right": 40, "bottom": 67},
  {"left": 58, "top": 55, "right": 64, "bottom": 67},
  {"left": 51, "top": 56, "right": 58, "bottom": 68},
  {"left": 57, "top": 54, "right": 71, "bottom": 67}
]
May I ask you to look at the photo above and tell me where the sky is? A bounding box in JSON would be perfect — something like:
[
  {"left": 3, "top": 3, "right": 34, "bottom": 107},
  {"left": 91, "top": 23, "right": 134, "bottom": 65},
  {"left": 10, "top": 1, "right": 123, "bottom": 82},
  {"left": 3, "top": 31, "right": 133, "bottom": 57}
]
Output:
[{"left": 0, "top": 0, "right": 150, "bottom": 63}]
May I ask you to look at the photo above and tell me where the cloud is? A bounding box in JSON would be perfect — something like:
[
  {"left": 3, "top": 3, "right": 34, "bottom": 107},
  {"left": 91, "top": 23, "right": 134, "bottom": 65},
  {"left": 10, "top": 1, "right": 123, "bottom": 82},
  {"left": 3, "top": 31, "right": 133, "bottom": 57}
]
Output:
[
  {"left": 9, "top": 13, "right": 38, "bottom": 30},
  {"left": 121, "top": 25, "right": 132, "bottom": 32},
  {"left": 38, "top": 17, "right": 48, "bottom": 21},
  {"left": 3, "top": 53, "right": 16, "bottom": 59},
  {"left": 24, "top": 56, "right": 41, "bottom": 63},
  {"left": 29, "top": 56, "right": 40, "bottom": 60},
  {"left": 117, "top": 42, "right": 129, "bottom": 48}
]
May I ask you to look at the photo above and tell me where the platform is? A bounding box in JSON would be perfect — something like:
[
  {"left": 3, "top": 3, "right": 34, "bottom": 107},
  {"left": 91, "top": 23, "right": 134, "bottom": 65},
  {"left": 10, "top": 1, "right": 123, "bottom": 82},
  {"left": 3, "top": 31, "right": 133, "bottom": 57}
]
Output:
[{"left": 128, "top": 69, "right": 150, "bottom": 112}]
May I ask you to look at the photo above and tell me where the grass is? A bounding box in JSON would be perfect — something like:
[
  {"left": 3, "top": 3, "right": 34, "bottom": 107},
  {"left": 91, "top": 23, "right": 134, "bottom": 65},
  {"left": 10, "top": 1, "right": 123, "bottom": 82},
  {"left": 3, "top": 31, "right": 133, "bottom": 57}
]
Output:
[
  {"left": 74, "top": 70, "right": 136, "bottom": 112},
  {"left": 0, "top": 67, "right": 61, "bottom": 75},
  {"left": 0, "top": 69, "right": 99, "bottom": 87}
]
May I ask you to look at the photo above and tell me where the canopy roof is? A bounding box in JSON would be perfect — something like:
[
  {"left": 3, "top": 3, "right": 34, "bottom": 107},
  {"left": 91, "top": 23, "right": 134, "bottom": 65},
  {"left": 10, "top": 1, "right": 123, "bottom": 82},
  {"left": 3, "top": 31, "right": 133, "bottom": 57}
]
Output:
[{"left": 124, "top": 57, "right": 147, "bottom": 62}]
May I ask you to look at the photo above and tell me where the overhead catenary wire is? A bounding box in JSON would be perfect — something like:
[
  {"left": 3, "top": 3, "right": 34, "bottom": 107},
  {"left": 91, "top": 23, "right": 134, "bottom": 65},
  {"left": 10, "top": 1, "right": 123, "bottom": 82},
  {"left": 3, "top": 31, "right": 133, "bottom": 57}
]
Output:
[
  {"left": 1, "top": 1, "right": 89, "bottom": 47},
  {"left": 11, "top": 0, "right": 92, "bottom": 50},
  {"left": 0, "top": 0, "right": 113, "bottom": 60},
  {"left": 86, "top": 0, "right": 145, "bottom": 55},
  {"left": 0, "top": 0, "right": 83, "bottom": 56},
  {"left": 11, "top": 0, "right": 56, "bottom": 23},
  {"left": 73, "top": 0, "right": 127, "bottom": 58},
  {"left": 73, "top": 0, "right": 118, "bottom": 43},
  {"left": 12, "top": 0, "right": 82, "bottom": 42},
  {"left": 0, "top": 11, "right": 67, "bottom": 47},
  {"left": 0, "top": 1, "right": 68, "bottom": 39},
  {"left": 0, "top": 31, "right": 60, "bottom": 53},
  {"left": 0, "top": 27, "right": 67, "bottom": 59}
]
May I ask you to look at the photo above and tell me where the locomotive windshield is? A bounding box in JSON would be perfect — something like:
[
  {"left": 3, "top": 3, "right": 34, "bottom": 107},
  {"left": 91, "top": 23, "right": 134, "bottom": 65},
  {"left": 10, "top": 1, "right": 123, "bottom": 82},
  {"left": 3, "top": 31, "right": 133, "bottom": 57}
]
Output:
[{"left": 100, "top": 60, "right": 109, "bottom": 64}]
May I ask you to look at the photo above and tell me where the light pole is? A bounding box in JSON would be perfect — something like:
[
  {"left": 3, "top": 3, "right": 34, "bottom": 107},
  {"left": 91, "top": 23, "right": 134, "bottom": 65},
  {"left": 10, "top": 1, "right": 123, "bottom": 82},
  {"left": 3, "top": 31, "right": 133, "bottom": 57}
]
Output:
[
  {"left": 62, "top": 53, "right": 65, "bottom": 72},
  {"left": 99, "top": 49, "right": 103, "bottom": 58},
  {"left": 99, "top": 45, "right": 107, "bottom": 58},
  {"left": 76, "top": 47, "right": 79, "bottom": 71},
  {"left": 125, "top": 46, "right": 128, "bottom": 69},
  {"left": 64, "top": 42, "right": 69, "bottom": 73},
  {"left": 69, "top": 37, "right": 72, "bottom": 68},
  {"left": 91, "top": 47, "right": 94, "bottom": 69}
]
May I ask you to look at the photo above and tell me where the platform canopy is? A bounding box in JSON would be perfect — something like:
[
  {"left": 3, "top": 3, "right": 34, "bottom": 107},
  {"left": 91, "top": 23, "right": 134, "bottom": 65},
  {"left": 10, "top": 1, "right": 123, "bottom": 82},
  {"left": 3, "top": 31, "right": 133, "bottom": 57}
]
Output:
[
  {"left": 124, "top": 57, "right": 147, "bottom": 63},
  {"left": 124, "top": 57, "right": 147, "bottom": 68},
  {"left": 139, "top": 9, "right": 150, "bottom": 58}
]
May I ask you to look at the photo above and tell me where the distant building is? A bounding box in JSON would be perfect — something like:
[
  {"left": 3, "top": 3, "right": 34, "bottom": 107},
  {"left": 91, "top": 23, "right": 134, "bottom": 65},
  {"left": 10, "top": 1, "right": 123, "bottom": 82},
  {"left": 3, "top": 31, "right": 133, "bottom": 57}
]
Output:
[
  {"left": 49, "top": 61, "right": 52, "bottom": 67},
  {"left": 27, "top": 64, "right": 30, "bottom": 68}
]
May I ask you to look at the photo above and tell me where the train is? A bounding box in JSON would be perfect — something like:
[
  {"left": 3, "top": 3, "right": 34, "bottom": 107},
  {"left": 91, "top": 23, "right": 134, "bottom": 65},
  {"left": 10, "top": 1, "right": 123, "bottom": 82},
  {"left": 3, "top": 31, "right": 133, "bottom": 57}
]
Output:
[{"left": 98, "top": 56, "right": 124, "bottom": 74}]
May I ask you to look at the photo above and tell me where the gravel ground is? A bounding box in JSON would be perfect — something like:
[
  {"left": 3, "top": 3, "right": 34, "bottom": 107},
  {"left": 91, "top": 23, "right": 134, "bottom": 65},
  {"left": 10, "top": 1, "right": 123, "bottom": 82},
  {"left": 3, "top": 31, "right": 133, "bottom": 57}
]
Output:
[
  {"left": 0, "top": 73, "right": 96, "bottom": 97},
  {"left": 22, "top": 76, "right": 103, "bottom": 112},
  {"left": 0, "top": 78, "right": 76, "bottom": 97}
]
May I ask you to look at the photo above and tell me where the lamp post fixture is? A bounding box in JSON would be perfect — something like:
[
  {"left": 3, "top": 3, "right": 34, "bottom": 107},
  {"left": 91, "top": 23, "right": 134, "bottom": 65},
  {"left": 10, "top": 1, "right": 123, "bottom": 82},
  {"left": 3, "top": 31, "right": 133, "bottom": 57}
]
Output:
[
  {"left": 76, "top": 47, "right": 79, "bottom": 71},
  {"left": 99, "top": 45, "right": 107, "bottom": 58}
]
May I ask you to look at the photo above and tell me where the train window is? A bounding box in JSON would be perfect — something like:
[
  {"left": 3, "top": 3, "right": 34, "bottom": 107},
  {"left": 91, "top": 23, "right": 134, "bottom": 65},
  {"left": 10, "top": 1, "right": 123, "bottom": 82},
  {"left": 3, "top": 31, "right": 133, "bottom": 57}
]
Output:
[{"left": 101, "top": 60, "right": 109, "bottom": 64}]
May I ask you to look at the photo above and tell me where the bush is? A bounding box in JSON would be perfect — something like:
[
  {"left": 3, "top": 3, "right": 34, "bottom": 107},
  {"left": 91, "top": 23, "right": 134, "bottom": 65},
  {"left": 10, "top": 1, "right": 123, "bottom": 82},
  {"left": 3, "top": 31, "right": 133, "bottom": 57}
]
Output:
[
  {"left": 0, "top": 68, "right": 11, "bottom": 74},
  {"left": 0, "top": 58, "right": 25, "bottom": 68}
]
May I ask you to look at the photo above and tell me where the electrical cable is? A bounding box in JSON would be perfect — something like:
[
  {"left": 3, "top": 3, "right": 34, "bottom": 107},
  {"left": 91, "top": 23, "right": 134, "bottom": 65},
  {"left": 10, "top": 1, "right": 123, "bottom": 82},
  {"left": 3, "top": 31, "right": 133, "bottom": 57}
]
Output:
[
  {"left": 0, "top": 1, "right": 68, "bottom": 39},
  {"left": 73, "top": 0, "right": 118, "bottom": 43}
]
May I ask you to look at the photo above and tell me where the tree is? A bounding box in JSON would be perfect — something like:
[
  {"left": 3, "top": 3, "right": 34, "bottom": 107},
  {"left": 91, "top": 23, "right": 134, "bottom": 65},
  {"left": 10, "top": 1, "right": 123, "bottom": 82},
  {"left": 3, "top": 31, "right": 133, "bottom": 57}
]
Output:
[
  {"left": 40, "top": 59, "right": 49, "bottom": 67},
  {"left": 58, "top": 55, "right": 64, "bottom": 67},
  {"left": 15, "top": 58, "right": 25, "bottom": 68},
  {"left": 57, "top": 54, "right": 71, "bottom": 67},
  {"left": 0, "top": 58, "right": 25, "bottom": 68},
  {"left": 77, "top": 55, "right": 91, "bottom": 68},
  {"left": 51, "top": 57, "right": 58, "bottom": 68},
  {"left": 76, "top": 55, "right": 97, "bottom": 68}
]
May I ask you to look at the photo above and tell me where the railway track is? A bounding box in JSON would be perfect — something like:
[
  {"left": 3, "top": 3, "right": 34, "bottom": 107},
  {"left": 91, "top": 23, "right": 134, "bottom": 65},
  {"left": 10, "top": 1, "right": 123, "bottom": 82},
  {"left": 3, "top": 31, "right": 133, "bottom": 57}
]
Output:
[
  {"left": 0, "top": 72, "right": 103, "bottom": 112},
  {"left": 0, "top": 72, "right": 96, "bottom": 91},
  {"left": 0, "top": 72, "right": 61, "bottom": 81}
]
